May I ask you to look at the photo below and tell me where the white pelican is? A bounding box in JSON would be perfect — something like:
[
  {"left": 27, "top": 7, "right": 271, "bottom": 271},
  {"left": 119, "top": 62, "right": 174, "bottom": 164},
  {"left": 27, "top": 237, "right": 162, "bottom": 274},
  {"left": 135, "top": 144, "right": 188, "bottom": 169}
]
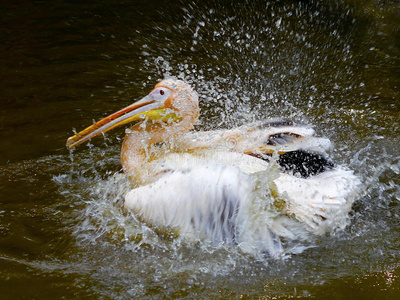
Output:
[{"left": 67, "top": 79, "right": 360, "bottom": 257}]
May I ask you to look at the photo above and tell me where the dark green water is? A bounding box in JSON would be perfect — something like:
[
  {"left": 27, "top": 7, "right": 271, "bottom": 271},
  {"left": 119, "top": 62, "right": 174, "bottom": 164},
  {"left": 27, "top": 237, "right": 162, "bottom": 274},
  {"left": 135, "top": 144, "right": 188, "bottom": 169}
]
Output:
[{"left": 1, "top": 0, "right": 399, "bottom": 298}]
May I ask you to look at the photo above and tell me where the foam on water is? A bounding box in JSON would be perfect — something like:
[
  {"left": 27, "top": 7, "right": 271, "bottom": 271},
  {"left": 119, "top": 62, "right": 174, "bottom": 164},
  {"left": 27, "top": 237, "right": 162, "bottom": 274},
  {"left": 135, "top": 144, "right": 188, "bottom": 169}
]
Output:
[{"left": 50, "top": 120, "right": 399, "bottom": 298}]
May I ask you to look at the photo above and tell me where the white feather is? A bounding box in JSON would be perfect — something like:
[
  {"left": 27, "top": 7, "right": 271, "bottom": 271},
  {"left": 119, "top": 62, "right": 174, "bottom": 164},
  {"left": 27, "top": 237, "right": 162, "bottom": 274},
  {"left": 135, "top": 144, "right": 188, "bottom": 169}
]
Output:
[{"left": 124, "top": 150, "right": 360, "bottom": 257}]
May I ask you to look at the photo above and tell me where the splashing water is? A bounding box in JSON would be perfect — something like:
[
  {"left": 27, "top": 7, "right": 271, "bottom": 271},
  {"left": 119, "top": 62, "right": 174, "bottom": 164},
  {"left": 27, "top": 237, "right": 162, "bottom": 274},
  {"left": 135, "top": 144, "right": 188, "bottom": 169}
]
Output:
[{"left": 40, "top": 0, "right": 400, "bottom": 298}]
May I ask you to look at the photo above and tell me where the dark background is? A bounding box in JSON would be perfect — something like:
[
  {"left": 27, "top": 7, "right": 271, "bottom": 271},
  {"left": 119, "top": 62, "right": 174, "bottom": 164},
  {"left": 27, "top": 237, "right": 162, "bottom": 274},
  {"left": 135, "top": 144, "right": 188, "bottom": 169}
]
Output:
[{"left": 0, "top": 0, "right": 399, "bottom": 299}]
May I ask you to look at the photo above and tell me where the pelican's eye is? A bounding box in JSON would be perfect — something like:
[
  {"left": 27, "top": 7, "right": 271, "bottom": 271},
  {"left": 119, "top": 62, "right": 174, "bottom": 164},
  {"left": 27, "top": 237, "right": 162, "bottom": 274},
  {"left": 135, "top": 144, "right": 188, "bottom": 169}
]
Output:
[{"left": 151, "top": 87, "right": 171, "bottom": 102}]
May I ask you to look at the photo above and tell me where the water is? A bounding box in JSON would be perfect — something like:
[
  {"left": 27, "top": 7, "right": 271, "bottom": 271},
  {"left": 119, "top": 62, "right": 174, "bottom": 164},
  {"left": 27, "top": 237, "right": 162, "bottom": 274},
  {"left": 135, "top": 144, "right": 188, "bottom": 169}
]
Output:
[{"left": 1, "top": 0, "right": 399, "bottom": 298}]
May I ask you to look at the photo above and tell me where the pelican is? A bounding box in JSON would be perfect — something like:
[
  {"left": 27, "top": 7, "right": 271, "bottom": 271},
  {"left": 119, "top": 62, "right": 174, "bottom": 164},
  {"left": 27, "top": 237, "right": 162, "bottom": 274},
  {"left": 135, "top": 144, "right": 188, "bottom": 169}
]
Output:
[{"left": 67, "top": 79, "right": 360, "bottom": 257}]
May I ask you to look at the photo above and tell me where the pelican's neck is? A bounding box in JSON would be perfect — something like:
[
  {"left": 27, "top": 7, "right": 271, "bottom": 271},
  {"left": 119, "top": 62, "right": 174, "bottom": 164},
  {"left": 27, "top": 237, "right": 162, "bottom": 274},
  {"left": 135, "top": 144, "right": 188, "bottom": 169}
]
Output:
[{"left": 121, "top": 116, "right": 195, "bottom": 182}]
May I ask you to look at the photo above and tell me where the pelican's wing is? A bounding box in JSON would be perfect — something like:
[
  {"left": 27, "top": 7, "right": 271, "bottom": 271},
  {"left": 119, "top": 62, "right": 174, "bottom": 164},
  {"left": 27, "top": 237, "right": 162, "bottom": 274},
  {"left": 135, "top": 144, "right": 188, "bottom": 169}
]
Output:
[
  {"left": 275, "top": 166, "right": 361, "bottom": 234},
  {"left": 125, "top": 163, "right": 284, "bottom": 257},
  {"left": 241, "top": 120, "right": 333, "bottom": 155},
  {"left": 177, "top": 119, "right": 332, "bottom": 156},
  {"left": 144, "top": 151, "right": 270, "bottom": 179}
]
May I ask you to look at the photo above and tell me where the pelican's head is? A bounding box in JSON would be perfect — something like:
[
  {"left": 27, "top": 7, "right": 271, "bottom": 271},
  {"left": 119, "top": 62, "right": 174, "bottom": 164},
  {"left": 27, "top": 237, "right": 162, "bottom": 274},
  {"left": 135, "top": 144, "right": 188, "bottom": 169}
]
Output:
[{"left": 66, "top": 79, "right": 199, "bottom": 149}]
